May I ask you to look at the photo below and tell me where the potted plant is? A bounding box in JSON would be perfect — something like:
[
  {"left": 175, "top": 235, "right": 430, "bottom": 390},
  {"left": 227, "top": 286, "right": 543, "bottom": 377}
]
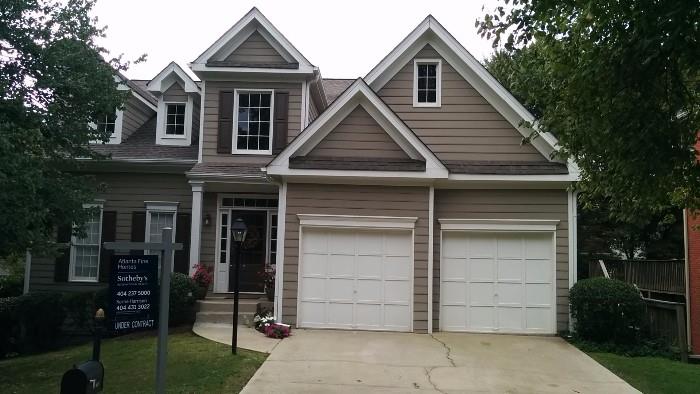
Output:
[
  {"left": 259, "top": 266, "right": 275, "bottom": 302},
  {"left": 191, "top": 263, "right": 213, "bottom": 300}
]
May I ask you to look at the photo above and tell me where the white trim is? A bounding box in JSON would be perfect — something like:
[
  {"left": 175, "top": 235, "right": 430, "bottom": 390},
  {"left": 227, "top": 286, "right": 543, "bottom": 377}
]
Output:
[
  {"left": 438, "top": 227, "right": 558, "bottom": 334},
  {"left": 109, "top": 110, "right": 124, "bottom": 144},
  {"left": 232, "top": 89, "right": 275, "bottom": 155},
  {"left": 131, "top": 90, "right": 158, "bottom": 112},
  {"left": 300, "top": 80, "right": 308, "bottom": 130},
  {"left": 145, "top": 201, "right": 179, "bottom": 212},
  {"left": 275, "top": 182, "right": 287, "bottom": 322},
  {"left": 427, "top": 185, "right": 435, "bottom": 333},
  {"left": 438, "top": 218, "right": 559, "bottom": 232},
  {"left": 145, "top": 202, "right": 178, "bottom": 267},
  {"left": 266, "top": 79, "right": 448, "bottom": 179},
  {"left": 297, "top": 214, "right": 417, "bottom": 229},
  {"left": 448, "top": 173, "right": 578, "bottom": 182},
  {"left": 192, "top": 7, "right": 315, "bottom": 73},
  {"left": 364, "top": 15, "right": 562, "bottom": 164},
  {"left": 413, "top": 59, "right": 442, "bottom": 108},
  {"left": 189, "top": 181, "right": 204, "bottom": 276},
  {"left": 147, "top": 62, "right": 200, "bottom": 94},
  {"left": 567, "top": 190, "right": 578, "bottom": 331},
  {"left": 156, "top": 97, "right": 193, "bottom": 146},
  {"left": 69, "top": 203, "right": 104, "bottom": 283},
  {"left": 198, "top": 80, "right": 206, "bottom": 163}
]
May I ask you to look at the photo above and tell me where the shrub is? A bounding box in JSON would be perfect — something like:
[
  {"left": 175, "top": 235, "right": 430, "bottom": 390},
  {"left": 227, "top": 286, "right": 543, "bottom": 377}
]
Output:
[
  {"left": 191, "top": 264, "right": 212, "bottom": 300},
  {"left": 0, "top": 297, "right": 19, "bottom": 357},
  {"left": 569, "top": 278, "right": 645, "bottom": 344},
  {"left": 0, "top": 292, "right": 66, "bottom": 357},
  {"left": 0, "top": 274, "right": 23, "bottom": 297},
  {"left": 169, "top": 272, "right": 197, "bottom": 325}
]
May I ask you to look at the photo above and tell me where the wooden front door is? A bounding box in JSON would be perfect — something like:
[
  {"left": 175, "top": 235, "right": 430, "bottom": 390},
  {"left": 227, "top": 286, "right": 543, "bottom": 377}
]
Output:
[{"left": 228, "top": 210, "right": 267, "bottom": 293}]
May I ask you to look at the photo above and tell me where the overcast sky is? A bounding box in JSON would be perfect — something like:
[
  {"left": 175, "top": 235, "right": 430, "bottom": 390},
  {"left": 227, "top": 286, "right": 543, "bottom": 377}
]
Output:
[{"left": 92, "top": 0, "right": 502, "bottom": 81}]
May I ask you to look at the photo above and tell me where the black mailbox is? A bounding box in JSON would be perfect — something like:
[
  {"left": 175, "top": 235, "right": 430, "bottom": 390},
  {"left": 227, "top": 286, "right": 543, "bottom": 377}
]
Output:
[{"left": 60, "top": 360, "right": 104, "bottom": 394}]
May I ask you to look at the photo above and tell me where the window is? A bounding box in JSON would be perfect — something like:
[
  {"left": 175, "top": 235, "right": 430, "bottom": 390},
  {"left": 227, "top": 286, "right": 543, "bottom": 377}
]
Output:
[
  {"left": 413, "top": 59, "right": 441, "bottom": 107},
  {"left": 165, "top": 103, "right": 186, "bottom": 135},
  {"left": 234, "top": 90, "right": 273, "bottom": 154},
  {"left": 145, "top": 202, "right": 178, "bottom": 269},
  {"left": 69, "top": 205, "right": 103, "bottom": 282},
  {"left": 96, "top": 114, "right": 116, "bottom": 135}
]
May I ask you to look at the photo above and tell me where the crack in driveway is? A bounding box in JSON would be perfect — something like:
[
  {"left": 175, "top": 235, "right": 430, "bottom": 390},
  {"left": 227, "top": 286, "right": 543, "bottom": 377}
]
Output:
[
  {"left": 430, "top": 334, "right": 456, "bottom": 367},
  {"left": 425, "top": 367, "right": 448, "bottom": 394}
]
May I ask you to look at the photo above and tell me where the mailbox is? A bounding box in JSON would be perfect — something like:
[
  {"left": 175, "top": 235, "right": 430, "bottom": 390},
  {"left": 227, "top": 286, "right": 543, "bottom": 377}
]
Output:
[{"left": 60, "top": 360, "right": 104, "bottom": 394}]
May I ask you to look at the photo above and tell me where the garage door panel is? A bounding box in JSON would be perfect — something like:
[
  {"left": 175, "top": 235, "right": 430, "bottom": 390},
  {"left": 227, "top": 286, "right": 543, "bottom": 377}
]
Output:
[
  {"left": 441, "top": 231, "right": 554, "bottom": 334},
  {"left": 328, "top": 254, "right": 354, "bottom": 277},
  {"left": 299, "top": 228, "right": 412, "bottom": 332},
  {"left": 469, "top": 258, "right": 494, "bottom": 281},
  {"left": 327, "top": 278, "right": 354, "bottom": 301},
  {"left": 301, "top": 277, "right": 326, "bottom": 300},
  {"left": 356, "top": 255, "right": 382, "bottom": 278},
  {"left": 384, "top": 280, "right": 410, "bottom": 303},
  {"left": 470, "top": 282, "right": 494, "bottom": 305},
  {"left": 470, "top": 307, "right": 495, "bottom": 330},
  {"left": 441, "top": 281, "right": 466, "bottom": 305},
  {"left": 356, "top": 279, "right": 382, "bottom": 302},
  {"left": 302, "top": 254, "right": 327, "bottom": 276}
]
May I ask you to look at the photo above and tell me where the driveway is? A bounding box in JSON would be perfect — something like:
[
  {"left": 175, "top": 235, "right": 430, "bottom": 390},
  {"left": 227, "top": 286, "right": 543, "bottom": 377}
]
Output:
[{"left": 241, "top": 329, "right": 639, "bottom": 393}]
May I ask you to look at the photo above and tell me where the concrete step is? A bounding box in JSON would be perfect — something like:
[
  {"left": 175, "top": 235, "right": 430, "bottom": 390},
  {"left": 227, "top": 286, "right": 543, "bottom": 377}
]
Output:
[
  {"left": 196, "top": 299, "right": 259, "bottom": 313},
  {"left": 196, "top": 311, "right": 256, "bottom": 326}
]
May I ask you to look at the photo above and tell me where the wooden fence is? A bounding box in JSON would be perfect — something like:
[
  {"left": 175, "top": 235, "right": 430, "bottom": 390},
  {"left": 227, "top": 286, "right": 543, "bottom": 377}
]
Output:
[
  {"left": 643, "top": 298, "right": 688, "bottom": 362},
  {"left": 588, "top": 259, "right": 685, "bottom": 295}
]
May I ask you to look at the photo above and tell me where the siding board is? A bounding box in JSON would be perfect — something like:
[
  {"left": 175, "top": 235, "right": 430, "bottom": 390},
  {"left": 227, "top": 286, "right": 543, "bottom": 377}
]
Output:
[{"left": 224, "top": 31, "right": 289, "bottom": 65}]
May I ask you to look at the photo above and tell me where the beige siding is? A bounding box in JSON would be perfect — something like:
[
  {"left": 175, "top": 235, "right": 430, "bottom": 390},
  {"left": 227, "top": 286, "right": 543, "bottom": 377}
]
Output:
[
  {"left": 163, "top": 82, "right": 187, "bottom": 102},
  {"left": 199, "top": 192, "right": 218, "bottom": 269},
  {"left": 122, "top": 94, "right": 154, "bottom": 140},
  {"left": 306, "top": 105, "right": 409, "bottom": 159},
  {"left": 224, "top": 31, "right": 289, "bottom": 65},
  {"left": 202, "top": 81, "right": 302, "bottom": 164},
  {"left": 283, "top": 183, "right": 431, "bottom": 332},
  {"left": 29, "top": 172, "right": 192, "bottom": 293},
  {"left": 432, "top": 189, "right": 569, "bottom": 332},
  {"left": 378, "top": 45, "right": 547, "bottom": 162},
  {"left": 308, "top": 97, "right": 319, "bottom": 123},
  {"left": 192, "top": 95, "right": 201, "bottom": 142}
]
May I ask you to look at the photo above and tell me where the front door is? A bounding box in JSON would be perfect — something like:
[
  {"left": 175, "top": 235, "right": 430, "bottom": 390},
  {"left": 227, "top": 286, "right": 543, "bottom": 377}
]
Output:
[{"left": 229, "top": 211, "right": 267, "bottom": 292}]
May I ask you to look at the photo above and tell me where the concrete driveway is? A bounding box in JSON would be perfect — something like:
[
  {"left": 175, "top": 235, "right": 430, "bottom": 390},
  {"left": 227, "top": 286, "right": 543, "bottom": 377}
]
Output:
[{"left": 241, "top": 329, "right": 639, "bottom": 393}]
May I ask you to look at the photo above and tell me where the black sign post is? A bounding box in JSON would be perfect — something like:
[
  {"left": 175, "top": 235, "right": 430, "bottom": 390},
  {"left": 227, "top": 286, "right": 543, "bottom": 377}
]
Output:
[
  {"left": 103, "top": 227, "right": 181, "bottom": 394},
  {"left": 109, "top": 255, "right": 159, "bottom": 333}
]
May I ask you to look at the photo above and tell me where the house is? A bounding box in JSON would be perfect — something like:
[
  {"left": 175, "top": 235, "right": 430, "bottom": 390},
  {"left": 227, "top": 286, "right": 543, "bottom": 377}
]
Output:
[{"left": 27, "top": 7, "right": 579, "bottom": 334}]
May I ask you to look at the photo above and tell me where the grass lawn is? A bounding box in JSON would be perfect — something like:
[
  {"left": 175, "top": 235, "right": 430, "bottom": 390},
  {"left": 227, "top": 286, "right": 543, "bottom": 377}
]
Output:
[
  {"left": 589, "top": 352, "right": 700, "bottom": 394},
  {"left": 0, "top": 328, "right": 267, "bottom": 393}
]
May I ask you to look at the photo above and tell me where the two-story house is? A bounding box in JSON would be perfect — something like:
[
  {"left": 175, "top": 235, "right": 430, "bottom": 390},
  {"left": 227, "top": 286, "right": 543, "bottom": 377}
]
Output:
[{"left": 28, "top": 8, "right": 578, "bottom": 335}]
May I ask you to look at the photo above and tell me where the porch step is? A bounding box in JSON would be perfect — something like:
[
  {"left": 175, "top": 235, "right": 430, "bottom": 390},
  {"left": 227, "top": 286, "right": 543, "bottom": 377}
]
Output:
[
  {"left": 196, "top": 299, "right": 259, "bottom": 313},
  {"left": 195, "top": 311, "right": 256, "bottom": 326}
]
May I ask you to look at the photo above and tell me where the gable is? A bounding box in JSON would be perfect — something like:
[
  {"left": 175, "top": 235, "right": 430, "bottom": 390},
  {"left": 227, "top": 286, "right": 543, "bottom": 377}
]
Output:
[
  {"left": 163, "top": 81, "right": 187, "bottom": 102},
  {"left": 306, "top": 105, "right": 410, "bottom": 159},
  {"left": 223, "top": 31, "right": 289, "bottom": 66},
  {"left": 378, "top": 44, "right": 548, "bottom": 162}
]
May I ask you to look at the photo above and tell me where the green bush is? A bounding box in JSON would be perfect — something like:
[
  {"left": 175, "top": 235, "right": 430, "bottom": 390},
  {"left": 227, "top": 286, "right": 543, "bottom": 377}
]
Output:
[
  {"left": 0, "top": 292, "right": 66, "bottom": 357},
  {"left": 570, "top": 278, "right": 645, "bottom": 344},
  {"left": 169, "top": 272, "right": 197, "bottom": 326},
  {"left": 0, "top": 274, "right": 23, "bottom": 297},
  {"left": 62, "top": 291, "right": 103, "bottom": 330}
]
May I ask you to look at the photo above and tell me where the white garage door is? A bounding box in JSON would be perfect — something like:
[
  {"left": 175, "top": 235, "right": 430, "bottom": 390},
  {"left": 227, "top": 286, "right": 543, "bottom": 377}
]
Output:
[
  {"left": 298, "top": 228, "right": 412, "bottom": 331},
  {"left": 441, "top": 232, "right": 555, "bottom": 334}
]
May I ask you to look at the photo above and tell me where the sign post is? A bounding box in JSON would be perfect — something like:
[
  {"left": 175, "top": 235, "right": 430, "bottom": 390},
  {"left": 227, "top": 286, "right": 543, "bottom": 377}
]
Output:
[{"left": 103, "top": 227, "right": 181, "bottom": 394}]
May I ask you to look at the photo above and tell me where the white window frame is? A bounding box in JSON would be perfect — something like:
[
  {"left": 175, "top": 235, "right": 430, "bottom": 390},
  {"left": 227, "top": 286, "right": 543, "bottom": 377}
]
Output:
[
  {"left": 145, "top": 201, "right": 178, "bottom": 269},
  {"left": 89, "top": 110, "right": 124, "bottom": 144},
  {"left": 413, "top": 59, "right": 442, "bottom": 108},
  {"left": 69, "top": 203, "right": 104, "bottom": 282},
  {"left": 156, "top": 98, "right": 193, "bottom": 146},
  {"left": 232, "top": 89, "right": 275, "bottom": 155}
]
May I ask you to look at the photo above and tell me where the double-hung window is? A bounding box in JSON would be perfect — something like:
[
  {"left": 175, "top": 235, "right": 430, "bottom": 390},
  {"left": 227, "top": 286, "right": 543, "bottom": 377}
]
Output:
[
  {"left": 69, "top": 204, "right": 103, "bottom": 282},
  {"left": 413, "top": 59, "right": 441, "bottom": 107},
  {"left": 145, "top": 202, "right": 178, "bottom": 270},
  {"left": 234, "top": 90, "right": 273, "bottom": 154},
  {"left": 165, "top": 103, "right": 186, "bottom": 136},
  {"left": 96, "top": 114, "right": 116, "bottom": 135},
  {"left": 90, "top": 110, "right": 123, "bottom": 144}
]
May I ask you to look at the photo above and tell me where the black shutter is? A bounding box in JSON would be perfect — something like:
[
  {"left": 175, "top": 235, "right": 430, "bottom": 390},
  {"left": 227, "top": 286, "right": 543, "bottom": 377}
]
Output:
[
  {"left": 273, "top": 91, "right": 289, "bottom": 153},
  {"left": 54, "top": 224, "right": 72, "bottom": 282},
  {"left": 174, "top": 213, "right": 191, "bottom": 274},
  {"left": 130, "top": 212, "right": 146, "bottom": 255},
  {"left": 217, "top": 91, "right": 234, "bottom": 154},
  {"left": 98, "top": 211, "right": 117, "bottom": 282}
]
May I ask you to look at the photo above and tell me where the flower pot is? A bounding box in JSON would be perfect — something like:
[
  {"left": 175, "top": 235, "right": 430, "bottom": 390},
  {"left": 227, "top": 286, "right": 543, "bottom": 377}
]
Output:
[{"left": 194, "top": 285, "right": 208, "bottom": 300}]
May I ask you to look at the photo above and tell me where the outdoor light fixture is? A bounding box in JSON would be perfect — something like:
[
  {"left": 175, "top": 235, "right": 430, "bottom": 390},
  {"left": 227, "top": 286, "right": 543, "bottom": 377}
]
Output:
[
  {"left": 203, "top": 213, "right": 211, "bottom": 226},
  {"left": 231, "top": 218, "right": 248, "bottom": 243},
  {"left": 230, "top": 218, "right": 247, "bottom": 354}
]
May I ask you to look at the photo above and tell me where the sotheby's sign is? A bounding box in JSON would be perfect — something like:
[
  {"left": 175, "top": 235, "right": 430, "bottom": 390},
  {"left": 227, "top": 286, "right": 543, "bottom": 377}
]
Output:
[{"left": 109, "top": 255, "right": 159, "bottom": 332}]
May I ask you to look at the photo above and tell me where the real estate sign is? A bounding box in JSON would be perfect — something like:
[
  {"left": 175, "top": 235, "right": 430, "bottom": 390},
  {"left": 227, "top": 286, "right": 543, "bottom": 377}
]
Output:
[{"left": 109, "top": 255, "right": 159, "bottom": 332}]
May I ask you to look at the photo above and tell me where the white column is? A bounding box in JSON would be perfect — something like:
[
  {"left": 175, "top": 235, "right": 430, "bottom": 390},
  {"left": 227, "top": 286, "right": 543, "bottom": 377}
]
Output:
[
  {"left": 275, "top": 181, "right": 287, "bottom": 322},
  {"left": 427, "top": 185, "right": 435, "bottom": 334},
  {"left": 189, "top": 181, "right": 205, "bottom": 276}
]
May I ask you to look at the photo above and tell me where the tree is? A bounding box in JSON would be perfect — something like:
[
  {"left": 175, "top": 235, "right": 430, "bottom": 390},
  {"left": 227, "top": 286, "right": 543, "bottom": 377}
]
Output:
[
  {"left": 0, "top": 0, "right": 141, "bottom": 258},
  {"left": 477, "top": 0, "right": 700, "bottom": 223}
]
